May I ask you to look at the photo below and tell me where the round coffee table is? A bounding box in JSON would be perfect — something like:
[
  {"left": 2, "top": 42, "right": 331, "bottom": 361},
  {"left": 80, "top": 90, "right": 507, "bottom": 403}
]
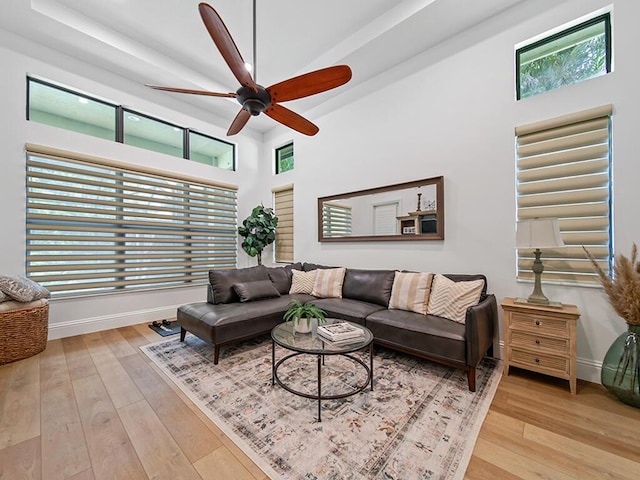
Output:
[{"left": 271, "top": 319, "right": 374, "bottom": 422}]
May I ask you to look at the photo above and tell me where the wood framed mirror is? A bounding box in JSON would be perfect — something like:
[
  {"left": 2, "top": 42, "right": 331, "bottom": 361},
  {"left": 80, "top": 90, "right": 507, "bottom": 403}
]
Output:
[{"left": 318, "top": 176, "right": 444, "bottom": 242}]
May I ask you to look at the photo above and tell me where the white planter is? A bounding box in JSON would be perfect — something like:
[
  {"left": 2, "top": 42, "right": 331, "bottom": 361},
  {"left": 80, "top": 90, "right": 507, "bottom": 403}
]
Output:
[{"left": 293, "top": 317, "right": 314, "bottom": 333}]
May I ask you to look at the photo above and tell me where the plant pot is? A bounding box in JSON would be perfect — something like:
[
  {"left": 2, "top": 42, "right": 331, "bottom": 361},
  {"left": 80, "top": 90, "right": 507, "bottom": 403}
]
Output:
[
  {"left": 601, "top": 324, "right": 640, "bottom": 408},
  {"left": 293, "top": 317, "right": 314, "bottom": 334}
]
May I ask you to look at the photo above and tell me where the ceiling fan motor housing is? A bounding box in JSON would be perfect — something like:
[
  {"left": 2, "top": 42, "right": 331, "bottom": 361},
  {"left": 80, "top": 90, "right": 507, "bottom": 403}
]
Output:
[{"left": 236, "top": 85, "right": 271, "bottom": 116}]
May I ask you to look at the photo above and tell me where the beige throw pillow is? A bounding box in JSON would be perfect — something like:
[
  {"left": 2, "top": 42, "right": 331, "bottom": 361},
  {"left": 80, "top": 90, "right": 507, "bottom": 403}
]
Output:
[
  {"left": 312, "top": 267, "right": 346, "bottom": 298},
  {"left": 289, "top": 269, "right": 318, "bottom": 294},
  {"left": 388, "top": 272, "right": 433, "bottom": 315},
  {"left": 427, "top": 274, "right": 484, "bottom": 324}
]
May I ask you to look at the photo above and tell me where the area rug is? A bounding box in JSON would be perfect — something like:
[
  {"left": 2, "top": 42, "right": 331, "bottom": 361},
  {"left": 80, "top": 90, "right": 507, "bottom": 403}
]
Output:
[{"left": 141, "top": 335, "right": 501, "bottom": 480}]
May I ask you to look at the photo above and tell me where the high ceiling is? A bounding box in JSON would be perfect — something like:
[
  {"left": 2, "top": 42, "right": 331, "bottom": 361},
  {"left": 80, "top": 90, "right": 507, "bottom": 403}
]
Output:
[{"left": 1, "top": 0, "right": 541, "bottom": 137}]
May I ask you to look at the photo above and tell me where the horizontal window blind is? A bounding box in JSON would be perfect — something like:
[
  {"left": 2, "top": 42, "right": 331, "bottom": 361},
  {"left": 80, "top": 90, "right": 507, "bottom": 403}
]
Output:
[
  {"left": 25, "top": 145, "right": 237, "bottom": 296},
  {"left": 515, "top": 105, "right": 612, "bottom": 285},
  {"left": 273, "top": 184, "right": 293, "bottom": 263},
  {"left": 322, "top": 202, "right": 353, "bottom": 238}
]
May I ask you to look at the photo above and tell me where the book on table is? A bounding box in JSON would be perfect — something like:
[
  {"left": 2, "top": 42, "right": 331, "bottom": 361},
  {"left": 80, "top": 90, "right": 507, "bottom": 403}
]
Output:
[{"left": 317, "top": 322, "right": 365, "bottom": 341}]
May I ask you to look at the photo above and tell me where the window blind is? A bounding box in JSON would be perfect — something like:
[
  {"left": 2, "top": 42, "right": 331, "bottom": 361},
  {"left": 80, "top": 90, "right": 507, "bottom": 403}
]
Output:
[
  {"left": 25, "top": 144, "right": 237, "bottom": 296},
  {"left": 515, "top": 104, "right": 612, "bottom": 284},
  {"left": 322, "top": 202, "right": 352, "bottom": 238},
  {"left": 273, "top": 184, "right": 293, "bottom": 263}
]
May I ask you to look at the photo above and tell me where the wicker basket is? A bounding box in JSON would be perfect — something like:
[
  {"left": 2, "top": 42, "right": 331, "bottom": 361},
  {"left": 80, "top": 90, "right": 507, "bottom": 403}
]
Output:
[{"left": 0, "top": 299, "right": 49, "bottom": 365}]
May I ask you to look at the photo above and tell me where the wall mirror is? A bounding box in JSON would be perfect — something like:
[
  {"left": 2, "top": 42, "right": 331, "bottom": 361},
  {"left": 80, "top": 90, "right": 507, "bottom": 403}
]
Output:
[{"left": 318, "top": 176, "right": 444, "bottom": 242}]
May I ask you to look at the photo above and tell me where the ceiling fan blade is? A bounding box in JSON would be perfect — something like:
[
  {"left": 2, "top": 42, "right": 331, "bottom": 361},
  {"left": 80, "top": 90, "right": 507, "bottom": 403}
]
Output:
[
  {"left": 227, "top": 108, "right": 251, "bottom": 136},
  {"left": 265, "top": 104, "right": 319, "bottom": 136},
  {"left": 267, "top": 65, "right": 352, "bottom": 103},
  {"left": 199, "top": 3, "right": 258, "bottom": 93},
  {"left": 146, "top": 85, "right": 237, "bottom": 98}
]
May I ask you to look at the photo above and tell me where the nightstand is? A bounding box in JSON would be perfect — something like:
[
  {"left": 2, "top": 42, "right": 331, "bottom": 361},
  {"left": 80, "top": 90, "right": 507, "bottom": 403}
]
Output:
[{"left": 502, "top": 297, "right": 580, "bottom": 394}]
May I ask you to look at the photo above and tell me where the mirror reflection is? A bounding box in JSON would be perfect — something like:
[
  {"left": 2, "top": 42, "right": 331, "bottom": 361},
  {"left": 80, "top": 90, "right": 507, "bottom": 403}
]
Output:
[{"left": 318, "top": 176, "right": 444, "bottom": 242}]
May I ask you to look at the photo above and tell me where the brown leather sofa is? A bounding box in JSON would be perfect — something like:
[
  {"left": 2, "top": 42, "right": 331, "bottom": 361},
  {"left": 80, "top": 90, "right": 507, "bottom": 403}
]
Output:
[{"left": 177, "top": 262, "right": 496, "bottom": 391}]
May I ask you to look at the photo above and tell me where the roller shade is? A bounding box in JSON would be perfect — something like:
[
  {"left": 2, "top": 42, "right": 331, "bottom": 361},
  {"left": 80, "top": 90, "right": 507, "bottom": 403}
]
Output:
[
  {"left": 515, "top": 105, "right": 612, "bottom": 284},
  {"left": 25, "top": 145, "right": 237, "bottom": 296},
  {"left": 273, "top": 184, "right": 293, "bottom": 263}
]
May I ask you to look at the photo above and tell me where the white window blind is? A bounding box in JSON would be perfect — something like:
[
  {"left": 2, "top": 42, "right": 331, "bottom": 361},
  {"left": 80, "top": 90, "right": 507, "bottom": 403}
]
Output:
[
  {"left": 273, "top": 184, "right": 293, "bottom": 263},
  {"left": 322, "top": 202, "right": 352, "bottom": 238},
  {"left": 373, "top": 202, "right": 399, "bottom": 235},
  {"left": 25, "top": 144, "right": 238, "bottom": 296},
  {"left": 515, "top": 104, "right": 612, "bottom": 284}
]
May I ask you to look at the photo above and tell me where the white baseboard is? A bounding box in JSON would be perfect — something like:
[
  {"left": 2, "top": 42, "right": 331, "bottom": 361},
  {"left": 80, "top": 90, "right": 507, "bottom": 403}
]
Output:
[
  {"left": 496, "top": 340, "right": 601, "bottom": 386},
  {"left": 48, "top": 305, "right": 181, "bottom": 340}
]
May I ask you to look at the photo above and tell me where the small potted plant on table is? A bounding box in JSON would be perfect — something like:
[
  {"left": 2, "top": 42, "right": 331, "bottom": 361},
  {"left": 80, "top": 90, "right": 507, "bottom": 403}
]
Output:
[{"left": 283, "top": 300, "right": 326, "bottom": 333}]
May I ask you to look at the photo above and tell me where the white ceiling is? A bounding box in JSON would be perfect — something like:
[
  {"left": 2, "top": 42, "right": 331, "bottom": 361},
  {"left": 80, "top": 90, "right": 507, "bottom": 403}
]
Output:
[{"left": 1, "top": 0, "right": 541, "bottom": 137}]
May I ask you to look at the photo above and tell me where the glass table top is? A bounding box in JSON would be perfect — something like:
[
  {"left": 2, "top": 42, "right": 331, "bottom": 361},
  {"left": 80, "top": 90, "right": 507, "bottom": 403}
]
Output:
[{"left": 271, "top": 318, "right": 373, "bottom": 354}]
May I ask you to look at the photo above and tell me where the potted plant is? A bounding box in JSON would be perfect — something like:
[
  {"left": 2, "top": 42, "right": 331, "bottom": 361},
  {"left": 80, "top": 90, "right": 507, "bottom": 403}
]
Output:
[
  {"left": 585, "top": 244, "right": 640, "bottom": 407},
  {"left": 237, "top": 205, "right": 278, "bottom": 265},
  {"left": 283, "top": 300, "right": 326, "bottom": 334}
]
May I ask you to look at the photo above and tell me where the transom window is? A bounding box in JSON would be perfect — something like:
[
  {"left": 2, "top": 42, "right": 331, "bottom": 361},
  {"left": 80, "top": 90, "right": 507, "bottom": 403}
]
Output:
[
  {"left": 516, "top": 13, "right": 611, "bottom": 100},
  {"left": 275, "top": 143, "right": 294, "bottom": 174}
]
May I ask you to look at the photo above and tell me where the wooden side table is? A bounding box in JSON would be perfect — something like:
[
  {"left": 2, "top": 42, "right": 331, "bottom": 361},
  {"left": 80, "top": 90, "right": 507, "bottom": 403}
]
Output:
[{"left": 502, "top": 297, "right": 580, "bottom": 394}]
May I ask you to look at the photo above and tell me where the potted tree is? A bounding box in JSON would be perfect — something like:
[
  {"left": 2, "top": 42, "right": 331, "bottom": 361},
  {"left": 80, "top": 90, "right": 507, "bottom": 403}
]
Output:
[
  {"left": 237, "top": 205, "right": 278, "bottom": 265},
  {"left": 283, "top": 300, "right": 326, "bottom": 333}
]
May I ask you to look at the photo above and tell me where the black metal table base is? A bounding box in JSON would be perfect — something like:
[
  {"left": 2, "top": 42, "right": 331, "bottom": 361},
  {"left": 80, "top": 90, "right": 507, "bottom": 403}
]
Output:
[{"left": 271, "top": 342, "right": 374, "bottom": 422}]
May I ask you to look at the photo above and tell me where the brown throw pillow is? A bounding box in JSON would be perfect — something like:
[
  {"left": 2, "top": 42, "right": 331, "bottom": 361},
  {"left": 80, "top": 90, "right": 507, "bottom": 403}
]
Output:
[{"left": 232, "top": 280, "right": 281, "bottom": 302}]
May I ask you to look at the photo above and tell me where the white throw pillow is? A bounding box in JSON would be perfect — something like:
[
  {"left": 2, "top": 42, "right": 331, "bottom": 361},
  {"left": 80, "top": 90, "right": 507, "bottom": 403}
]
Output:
[
  {"left": 289, "top": 269, "right": 318, "bottom": 294},
  {"left": 312, "top": 267, "right": 346, "bottom": 298},
  {"left": 0, "top": 274, "right": 50, "bottom": 303},
  {"left": 427, "top": 274, "right": 484, "bottom": 324},
  {"left": 388, "top": 272, "right": 433, "bottom": 315}
]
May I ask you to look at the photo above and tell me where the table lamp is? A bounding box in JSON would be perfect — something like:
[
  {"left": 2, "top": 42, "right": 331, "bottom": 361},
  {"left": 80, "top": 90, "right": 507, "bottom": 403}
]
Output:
[{"left": 516, "top": 218, "right": 564, "bottom": 306}]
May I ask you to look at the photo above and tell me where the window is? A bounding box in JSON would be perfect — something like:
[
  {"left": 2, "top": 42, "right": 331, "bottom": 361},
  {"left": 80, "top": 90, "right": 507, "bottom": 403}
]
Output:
[
  {"left": 123, "top": 110, "right": 184, "bottom": 158},
  {"left": 273, "top": 185, "right": 293, "bottom": 263},
  {"left": 26, "top": 77, "right": 235, "bottom": 171},
  {"left": 189, "top": 131, "right": 235, "bottom": 170},
  {"left": 515, "top": 104, "right": 612, "bottom": 285},
  {"left": 28, "top": 78, "right": 117, "bottom": 141},
  {"left": 516, "top": 13, "right": 611, "bottom": 100},
  {"left": 275, "top": 143, "right": 294, "bottom": 174},
  {"left": 322, "top": 202, "right": 352, "bottom": 238},
  {"left": 25, "top": 144, "right": 237, "bottom": 296},
  {"left": 373, "top": 202, "right": 399, "bottom": 235}
]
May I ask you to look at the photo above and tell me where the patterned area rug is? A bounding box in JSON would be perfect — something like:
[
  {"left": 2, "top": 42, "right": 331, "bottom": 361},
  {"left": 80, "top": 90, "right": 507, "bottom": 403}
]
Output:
[{"left": 141, "top": 335, "right": 501, "bottom": 480}]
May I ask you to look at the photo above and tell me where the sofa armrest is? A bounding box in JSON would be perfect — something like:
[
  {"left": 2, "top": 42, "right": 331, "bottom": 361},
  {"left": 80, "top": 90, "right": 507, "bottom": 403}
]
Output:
[{"left": 464, "top": 294, "right": 497, "bottom": 367}]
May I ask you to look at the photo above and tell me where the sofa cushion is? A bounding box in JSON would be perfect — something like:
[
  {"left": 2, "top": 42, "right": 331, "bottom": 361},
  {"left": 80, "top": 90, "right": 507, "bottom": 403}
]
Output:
[
  {"left": 208, "top": 266, "right": 270, "bottom": 304},
  {"left": 342, "top": 269, "right": 395, "bottom": 307},
  {"left": 365, "top": 309, "right": 467, "bottom": 363},
  {"left": 427, "top": 274, "right": 484, "bottom": 323},
  {"left": 312, "top": 267, "right": 346, "bottom": 298},
  {"left": 233, "top": 280, "right": 281, "bottom": 303},
  {"left": 302, "top": 262, "right": 336, "bottom": 272},
  {"left": 309, "top": 298, "right": 385, "bottom": 325},
  {"left": 388, "top": 272, "right": 433, "bottom": 315},
  {"left": 267, "top": 262, "right": 303, "bottom": 294},
  {"left": 289, "top": 269, "right": 317, "bottom": 294}
]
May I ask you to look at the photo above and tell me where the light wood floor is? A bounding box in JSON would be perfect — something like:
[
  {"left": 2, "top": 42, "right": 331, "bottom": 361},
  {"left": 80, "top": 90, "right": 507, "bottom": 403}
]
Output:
[{"left": 1, "top": 323, "right": 640, "bottom": 480}]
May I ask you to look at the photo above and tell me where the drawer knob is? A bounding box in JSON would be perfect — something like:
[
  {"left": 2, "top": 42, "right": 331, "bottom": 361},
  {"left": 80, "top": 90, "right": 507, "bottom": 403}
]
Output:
[
  {"left": 535, "top": 358, "right": 540, "bottom": 363},
  {"left": 535, "top": 320, "right": 542, "bottom": 326},
  {"left": 535, "top": 339, "right": 541, "bottom": 345}
]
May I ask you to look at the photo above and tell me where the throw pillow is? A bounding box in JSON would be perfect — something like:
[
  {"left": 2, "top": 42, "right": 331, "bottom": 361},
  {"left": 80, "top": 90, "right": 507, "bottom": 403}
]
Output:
[
  {"left": 289, "top": 269, "right": 318, "bottom": 294},
  {"left": 208, "top": 266, "right": 269, "bottom": 304},
  {"left": 0, "top": 275, "right": 50, "bottom": 303},
  {"left": 388, "top": 272, "right": 433, "bottom": 315},
  {"left": 312, "top": 267, "right": 346, "bottom": 298},
  {"left": 232, "top": 280, "right": 281, "bottom": 303},
  {"left": 427, "top": 274, "right": 484, "bottom": 324},
  {"left": 267, "top": 262, "right": 303, "bottom": 295},
  {"left": 0, "top": 291, "right": 8, "bottom": 303}
]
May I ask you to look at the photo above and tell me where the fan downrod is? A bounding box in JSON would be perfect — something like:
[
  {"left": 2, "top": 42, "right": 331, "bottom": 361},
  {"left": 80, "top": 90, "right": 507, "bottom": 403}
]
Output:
[{"left": 236, "top": 85, "right": 271, "bottom": 116}]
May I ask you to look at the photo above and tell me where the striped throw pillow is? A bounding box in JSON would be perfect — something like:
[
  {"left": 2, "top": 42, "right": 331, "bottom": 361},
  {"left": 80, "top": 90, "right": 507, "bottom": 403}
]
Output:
[
  {"left": 289, "top": 269, "right": 317, "bottom": 294},
  {"left": 388, "top": 272, "right": 433, "bottom": 314},
  {"left": 427, "top": 274, "right": 484, "bottom": 324},
  {"left": 312, "top": 268, "right": 346, "bottom": 298}
]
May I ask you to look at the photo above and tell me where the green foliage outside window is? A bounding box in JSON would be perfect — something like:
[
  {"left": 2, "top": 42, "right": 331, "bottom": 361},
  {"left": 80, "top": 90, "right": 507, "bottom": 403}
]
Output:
[{"left": 276, "top": 143, "right": 294, "bottom": 173}]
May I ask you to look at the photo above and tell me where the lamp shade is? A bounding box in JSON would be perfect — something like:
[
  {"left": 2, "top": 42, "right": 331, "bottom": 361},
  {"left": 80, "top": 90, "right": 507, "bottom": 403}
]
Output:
[{"left": 516, "top": 218, "right": 564, "bottom": 249}]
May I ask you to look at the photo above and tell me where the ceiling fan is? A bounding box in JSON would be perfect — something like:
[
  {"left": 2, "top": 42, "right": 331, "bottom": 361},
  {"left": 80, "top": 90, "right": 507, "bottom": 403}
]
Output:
[{"left": 147, "top": 2, "right": 352, "bottom": 136}]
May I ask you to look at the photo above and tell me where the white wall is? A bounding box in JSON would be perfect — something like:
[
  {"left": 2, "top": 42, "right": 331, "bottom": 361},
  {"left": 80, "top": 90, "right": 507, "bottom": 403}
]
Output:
[
  {"left": 262, "top": 0, "right": 640, "bottom": 383},
  {"left": 0, "top": 31, "right": 262, "bottom": 339}
]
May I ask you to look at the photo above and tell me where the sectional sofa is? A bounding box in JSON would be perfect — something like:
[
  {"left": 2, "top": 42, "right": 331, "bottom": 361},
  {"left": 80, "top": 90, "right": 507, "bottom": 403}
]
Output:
[{"left": 177, "top": 262, "right": 497, "bottom": 391}]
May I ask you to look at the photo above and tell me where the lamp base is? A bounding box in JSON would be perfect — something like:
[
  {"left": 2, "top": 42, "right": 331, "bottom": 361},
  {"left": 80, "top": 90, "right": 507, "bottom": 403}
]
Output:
[{"left": 514, "top": 297, "right": 563, "bottom": 308}]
